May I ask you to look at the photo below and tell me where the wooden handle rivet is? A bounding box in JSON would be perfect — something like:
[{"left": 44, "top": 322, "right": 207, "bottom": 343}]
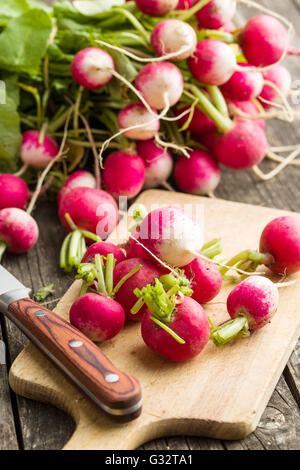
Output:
[
  {"left": 34, "top": 310, "right": 47, "bottom": 317},
  {"left": 105, "top": 374, "right": 119, "bottom": 383},
  {"left": 69, "top": 340, "right": 83, "bottom": 348}
]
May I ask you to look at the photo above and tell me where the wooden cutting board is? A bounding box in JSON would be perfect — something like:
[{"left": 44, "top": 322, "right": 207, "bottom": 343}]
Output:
[{"left": 9, "top": 190, "right": 300, "bottom": 449}]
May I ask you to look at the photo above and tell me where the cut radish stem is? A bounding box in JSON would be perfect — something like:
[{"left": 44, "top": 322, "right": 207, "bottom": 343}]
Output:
[
  {"left": 138, "top": 279, "right": 210, "bottom": 361},
  {"left": 220, "top": 63, "right": 264, "bottom": 101},
  {"left": 117, "top": 103, "right": 160, "bottom": 140},
  {"left": 71, "top": 47, "right": 114, "bottom": 90},
  {"left": 182, "top": 257, "right": 222, "bottom": 304},
  {"left": 82, "top": 241, "right": 126, "bottom": 264},
  {"left": 135, "top": 0, "right": 179, "bottom": 16},
  {"left": 21, "top": 130, "right": 59, "bottom": 169},
  {"left": 0, "top": 174, "right": 29, "bottom": 210},
  {"left": 136, "top": 140, "right": 173, "bottom": 190},
  {"left": 174, "top": 149, "right": 221, "bottom": 196},
  {"left": 195, "top": 0, "right": 237, "bottom": 30},
  {"left": 211, "top": 276, "right": 279, "bottom": 346},
  {"left": 150, "top": 19, "right": 197, "bottom": 61},
  {"left": 57, "top": 171, "right": 97, "bottom": 207},
  {"left": 0, "top": 208, "right": 39, "bottom": 262},
  {"left": 102, "top": 151, "right": 145, "bottom": 199}
]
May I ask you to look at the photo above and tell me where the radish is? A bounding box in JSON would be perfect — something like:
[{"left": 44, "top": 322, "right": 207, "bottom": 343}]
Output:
[
  {"left": 223, "top": 21, "right": 236, "bottom": 33},
  {"left": 138, "top": 279, "right": 210, "bottom": 361},
  {"left": 57, "top": 171, "right": 96, "bottom": 207},
  {"left": 82, "top": 241, "right": 126, "bottom": 264},
  {"left": 71, "top": 47, "right": 114, "bottom": 90},
  {"left": 135, "top": 62, "right": 184, "bottom": 110},
  {"left": 195, "top": 0, "right": 236, "bottom": 30},
  {"left": 150, "top": 19, "right": 197, "bottom": 62},
  {"left": 239, "top": 15, "right": 289, "bottom": 67},
  {"left": 113, "top": 257, "right": 164, "bottom": 321},
  {"left": 21, "top": 130, "right": 59, "bottom": 169},
  {"left": 135, "top": 0, "right": 179, "bottom": 16},
  {"left": 227, "top": 100, "right": 266, "bottom": 130},
  {"left": 139, "top": 206, "right": 204, "bottom": 267},
  {"left": 69, "top": 293, "right": 125, "bottom": 342},
  {"left": 117, "top": 103, "right": 160, "bottom": 140},
  {"left": 212, "top": 119, "right": 268, "bottom": 170},
  {"left": 58, "top": 187, "right": 119, "bottom": 239},
  {"left": 220, "top": 63, "right": 264, "bottom": 102},
  {"left": 259, "top": 65, "right": 292, "bottom": 109},
  {"left": 176, "top": 105, "right": 216, "bottom": 135},
  {"left": 174, "top": 149, "right": 221, "bottom": 195},
  {"left": 102, "top": 151, "right": 145, "bottom": 199},
  {"left": 125, "top": 229, "right": 153, "bottom": 261},
  {"left": 188, "top": 39, "right": 237, "bottom": 86},
  {"left": 182, "top": 257, "right": 222, "bottom": 304},
  {"left": 176, "top": 0, "right": 192, "bottom": 9},
  {"left": 0, "top": 174, "right": 29, "bottom": 210},
  {"left": 211, "top": 276, "right": 279, "bottom": 346},
  {"left": 0, "top": 208, "right": 39, "bottom": 261},
  {"left": 136, "top": 140, "right": 173, "bottom": 189}
]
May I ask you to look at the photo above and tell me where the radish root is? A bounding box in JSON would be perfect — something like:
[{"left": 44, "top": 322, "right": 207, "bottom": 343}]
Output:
[{"left": 252, "top": 146, "right": 300, "bottom": 181}]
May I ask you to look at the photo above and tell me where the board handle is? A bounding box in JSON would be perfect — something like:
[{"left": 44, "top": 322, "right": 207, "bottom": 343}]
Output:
[{"left": 7, "top": 298, "right": 142, "bottom": 420}]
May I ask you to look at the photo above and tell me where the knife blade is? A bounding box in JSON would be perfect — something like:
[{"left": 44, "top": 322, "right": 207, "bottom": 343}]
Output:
[{"left": 0, "top": 265, "right": 142, "bottom": 420}]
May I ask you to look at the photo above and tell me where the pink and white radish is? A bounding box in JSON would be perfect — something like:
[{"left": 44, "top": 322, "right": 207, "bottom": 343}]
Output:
[
  {"left": 71, "top": 47, "right": 114, "bottom": 90},
  {"left": 136, "top": 140, "right": 173, "bottom": 189},
  {"left": 174, "top": 149, "right": 221, "bottom": 195},
  {"left": 59, "top": 187, "right": 119, "bottom": 239},
  {"left": 82, "top": 241, "right": 126, "bottom": 264},
  {"left": 176, "top": 105, "right": 216, "bottom": 135},
  {"left": 0, "top": 174, "right": 29, "bottom": 210},
  {"left": 220, "top": 63, "right": 264, "bottom": 102},
  {"left": 21, "top": 131, "right": 59, "bottom": 169},
  {"left": 57, "top": 171, "right": 96, "bottom": 207},
  {"left": 0, "top": 208, "right": 39, "bottom": 261},
  {"left": 188, "top": 39, "right": 237, "bottom": 86},
  {"left": 135, "top": 0, "right": 179, "bottom": 16},
  {"left": 211, "top": 277, "right": 279, "bottom": 346},
  {"left": 135, "top": 62, "right": 184, "bottom": 110},
  {"left": 117, "top": 103, "right": 160, "bottom": 140},
  {"left": 212, "top": 119, "right": 268, "bottom": 170},
  {"left": 195, "top": 0, "right": 237, "bottom": 30},
  {"left": 150, "top": 19, "right": 197, "bottom": 61},
  {"left": 102, "top": 151, "right": 145, "bottom": 199},
  {"left": 227, "top": 99, "right": 266, "bottom": 130},
  {"left": 239, "top": 15, "right": 289, "bottom": 67},
  {"left": 259, "top": 65, "right": 292, "bottom": 109},
  {"left": 182, "top": 257, "right": 222, "bottom": 304}
]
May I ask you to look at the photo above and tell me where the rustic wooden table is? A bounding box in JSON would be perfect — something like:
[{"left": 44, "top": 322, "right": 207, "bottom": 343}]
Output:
[{"left": 1, "top": 0, "right": 300, "bottom": 451}]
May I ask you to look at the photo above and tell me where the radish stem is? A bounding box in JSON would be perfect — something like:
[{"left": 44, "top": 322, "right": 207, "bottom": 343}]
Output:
[{"left": 211, "top": 316, "right": 250, "bottom": 346}]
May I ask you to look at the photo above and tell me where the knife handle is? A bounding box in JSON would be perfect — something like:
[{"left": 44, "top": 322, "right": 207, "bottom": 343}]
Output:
[{"left": 7, "top": 298, "right": 142, "bottom": 420}]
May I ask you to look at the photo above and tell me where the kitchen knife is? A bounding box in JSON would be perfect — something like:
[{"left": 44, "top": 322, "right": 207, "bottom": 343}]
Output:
[{"left": 0, "top": 265, "right": 142, "bottom": 420}]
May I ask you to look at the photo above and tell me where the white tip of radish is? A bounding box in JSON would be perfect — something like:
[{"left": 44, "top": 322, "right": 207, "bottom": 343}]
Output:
[
  {"left": 259, "top": 65, "right": 292, "bottom": 109},
  {"left": 135, "top": 62, "right": 184, "bottom": 110},
  {"left": 151, "top": 19, "right": 197, "bottom": 61},
  {"left": 136, "top": 140, "right": 173, "bottom": 189},
  {"left": 21, "top": 130, "right": 59, "bottom": 169},
  {"left": 58, "top": 170, "right": 97, "bottom": 207},
  {"left": 196, "top": 0, "right": 237, "bottom": 30},
  {"left": 117, "top": 103, "right": 160, "bottom": 140},
  {"left": 0, "top": 207, "right": 39, "bottom": 254},
  {"left": 135, "top": 0, "right": 179, "bottom": 16},
  {"left": 71, "top": 47, "right": 114, "bottom": 90}
]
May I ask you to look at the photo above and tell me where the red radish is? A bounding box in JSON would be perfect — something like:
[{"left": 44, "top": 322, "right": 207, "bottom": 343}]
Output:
[
  {"left": 260, "top": 216, "right": 300, "bottom": 275},
  {"left": 212, "top": 119, "right": 268, "bottom": 170},
  {"left": 69, "top": 293, "right": 125, "bottom": 342},
  {"left": 117, "top": 103, "right": 160, "bottom": 140},
  {"left": 135, "top": 62, "right": 184, "bottom": 110},
  {"left": 21, "top": 131, "right": 59, "bottom": 169},
  {"left": 188, "top": 40, "right": 237, "bottom": 86},
  {"left": 176, "top": 0, "right": 192, "bottom": 9},
  {"left": 211, "top": 277, "right": 279, "bottom": 346},
  {"left": 57, "top": 171, "right": 96, "bottom": 207},
  {"left": 196, "top": 0, "right": 236, "bottom": 30},
  {"left": 150, "top": 19, "right": 197, "bottom": 61},
  {"left": 113, "top": 257, "right": 164, "bottom": 321},
  {"left": 135, "top": 0, "right": 179, "bottom": 16},
  {"left": 239, "top": 15, "right": 289, "bottom": 67},
  {"left": 176, "top": 105, "right": 216, "bottom": 135},
  {"left": 125, "top": 229, "right": 153, "bottom": 261},
  {"left": 223, "top": 21, "right": 236, "bottom": 33},
  {"left": 227, "top": 100, "right": 266, "bottom": 130},
  {"left": 59, "top": 187, "right": 119, "bottom": 239},
  {"left": 259, "top": 65, "right": 292, "bottom": 109},
  {"left": 139, "top": 280, "right": 210, "bottom": 361},
  {"left": 102, "top": 151, "right": 145, "bottom": 199},
  {"left": 182, "top": 257, "right": 222, "bottom": 304},
  {"left": 0, "top": 174, "right": 29, "bottom": 210},
  {"left": 193, "top": 130, "right": 216, "bottom": 151},
  {"left": 220, "top": 63, "right": 264, "bottom": 102},
  {"left": 0, "top": 208, "right": 39, "bottom": 259},
  {"left": 174, "top": 149, "right": 220, "bottom": 195},
  {"left": 139, "top": 206, "right": 204, "bottom": 266},
  {"left": 71, "top": 47, "right": 114, "bottom": 90},
  {"left": 82, "top": 241, "right": 126, "bottom": 264},
  {"left": 136, "top": 140, "right": 173, "bottom": 189}
]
